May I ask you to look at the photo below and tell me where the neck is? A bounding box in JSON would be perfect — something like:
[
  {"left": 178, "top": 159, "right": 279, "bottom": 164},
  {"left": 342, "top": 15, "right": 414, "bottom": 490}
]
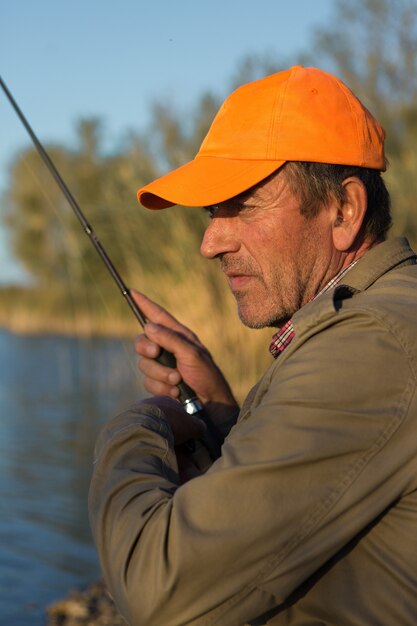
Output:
[{"left": 339, "top": 236, "right": 381, "bottom": 272}]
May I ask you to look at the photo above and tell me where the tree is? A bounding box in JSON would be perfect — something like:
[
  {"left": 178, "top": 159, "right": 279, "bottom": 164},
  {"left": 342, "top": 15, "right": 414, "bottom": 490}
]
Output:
[
  {"left": 3, "top": 119, "right": 161, "bottom": 309},
  {"left": 309, "top": 0, "right": 417, "bottom": 151},
  {"left": 309, "top": 0, "right": 417, "bottom": 247},
  {"left": 5, "top": 144, "right": 76, "bottom": 285}
]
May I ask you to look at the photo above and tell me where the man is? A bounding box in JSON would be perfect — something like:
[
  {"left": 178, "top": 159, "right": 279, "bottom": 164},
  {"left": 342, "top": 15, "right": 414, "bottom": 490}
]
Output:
[{"left": 89, "top": 66, "right": 417, "bottom": 625}]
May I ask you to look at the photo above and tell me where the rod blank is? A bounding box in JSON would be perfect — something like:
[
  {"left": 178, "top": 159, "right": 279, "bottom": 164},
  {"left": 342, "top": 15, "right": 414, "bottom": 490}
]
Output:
[{"left": 0, "top": 75, "right": 222, "bottom": 458}]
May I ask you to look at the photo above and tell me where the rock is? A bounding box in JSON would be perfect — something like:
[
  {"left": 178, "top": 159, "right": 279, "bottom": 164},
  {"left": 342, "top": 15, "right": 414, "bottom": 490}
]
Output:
[{"left": 47, "top": 580, "right": 128, "bottom": 626}]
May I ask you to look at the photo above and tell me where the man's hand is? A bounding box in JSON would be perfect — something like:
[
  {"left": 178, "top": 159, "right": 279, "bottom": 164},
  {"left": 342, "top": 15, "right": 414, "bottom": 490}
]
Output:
[
  {"left": 131, "top": 395, "right": 207, "bottom": 444},
  {"left": 132, "top": 291, "right": 239, "bottom": 430},
  {"left": 131, "top": 396, "right": 210, "bottom": 482}
]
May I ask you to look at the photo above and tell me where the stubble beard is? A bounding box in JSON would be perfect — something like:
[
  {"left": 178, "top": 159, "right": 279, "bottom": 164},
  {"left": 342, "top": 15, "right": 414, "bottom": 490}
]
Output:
[
  {"left": 228, "top": 266, "right": 306, "bottom": 330},
  {"left": 222, "top": 248, "right": 318, "bottom": 330},
  {"left": 234, "top": 280, "right": 304, "bottom": 329}
]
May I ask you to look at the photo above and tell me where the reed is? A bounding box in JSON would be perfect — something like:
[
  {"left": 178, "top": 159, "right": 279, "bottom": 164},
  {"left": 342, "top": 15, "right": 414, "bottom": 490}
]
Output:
[{"left": 0, "top": 215, "right": 273, "bottom": 404}]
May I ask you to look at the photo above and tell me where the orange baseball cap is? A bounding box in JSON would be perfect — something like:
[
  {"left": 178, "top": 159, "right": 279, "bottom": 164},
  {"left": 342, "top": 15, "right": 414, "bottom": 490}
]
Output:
[{"left": 137, "top": 65, "right": 386, "bottom": 210}]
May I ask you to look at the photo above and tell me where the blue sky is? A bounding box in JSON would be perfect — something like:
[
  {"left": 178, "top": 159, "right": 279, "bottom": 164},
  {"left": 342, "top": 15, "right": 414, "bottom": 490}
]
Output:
[{"left": 0, "top": 0, "right": 336, "bottom": 283}]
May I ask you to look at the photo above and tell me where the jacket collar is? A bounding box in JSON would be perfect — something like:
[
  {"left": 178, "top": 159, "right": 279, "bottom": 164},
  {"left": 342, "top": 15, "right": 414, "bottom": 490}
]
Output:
[
  {"left": 339, "top": 237, "right": 416, "bottom": 293},
  {"left": 291, "top": 237, "right": 416, "bottom": 337}
]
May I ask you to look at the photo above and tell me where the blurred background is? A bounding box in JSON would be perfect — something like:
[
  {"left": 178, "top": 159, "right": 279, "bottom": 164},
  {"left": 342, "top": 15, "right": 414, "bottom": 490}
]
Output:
[{"left": 1, "top": 0, "right": 417, "bottom": 624}]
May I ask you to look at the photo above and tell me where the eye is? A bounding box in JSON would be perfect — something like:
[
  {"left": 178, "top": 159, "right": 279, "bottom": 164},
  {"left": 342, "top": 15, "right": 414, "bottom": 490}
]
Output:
[
  {"left": 203, "top": 201, "right": 254, "bottom": 219},
  {"left": 204, "top": 205, "right": 220, "bottom": 219}
]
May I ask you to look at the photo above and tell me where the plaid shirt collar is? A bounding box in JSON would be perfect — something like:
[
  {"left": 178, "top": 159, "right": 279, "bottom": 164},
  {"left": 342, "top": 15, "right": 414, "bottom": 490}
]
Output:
[{"left": 269, "top": 259, "right": 359, "bottom": 358}]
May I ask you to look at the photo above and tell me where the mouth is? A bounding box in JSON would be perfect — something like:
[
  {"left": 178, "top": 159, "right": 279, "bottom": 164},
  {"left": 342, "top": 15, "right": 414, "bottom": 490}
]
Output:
[
  {"left": 224, "top": 271, "right": 254, "bottom": 291},
  {"left": 221, "top": 256, "right": 258, "bottom": 292}
]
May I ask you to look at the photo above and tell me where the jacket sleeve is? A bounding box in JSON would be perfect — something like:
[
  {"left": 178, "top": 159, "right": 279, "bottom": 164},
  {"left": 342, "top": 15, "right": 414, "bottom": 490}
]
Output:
[{"left": 88, "top": 309, "right": 417, "bottom": 626}]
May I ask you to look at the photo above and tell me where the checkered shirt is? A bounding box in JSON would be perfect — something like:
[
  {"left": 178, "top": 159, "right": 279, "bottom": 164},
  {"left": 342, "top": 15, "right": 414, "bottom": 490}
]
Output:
[{"left": 269, "top": 260, "right": 359, "bottom": 358}]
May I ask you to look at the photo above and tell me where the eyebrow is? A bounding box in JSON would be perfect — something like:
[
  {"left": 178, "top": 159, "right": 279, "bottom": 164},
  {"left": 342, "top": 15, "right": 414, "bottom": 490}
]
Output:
[{"left": 204, "top": 191, "right": 253, "bottom": 211}]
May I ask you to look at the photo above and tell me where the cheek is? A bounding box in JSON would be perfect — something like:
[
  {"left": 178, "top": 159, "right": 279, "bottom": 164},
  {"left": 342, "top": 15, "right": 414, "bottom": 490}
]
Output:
[
  {"left": 257, "top": 233, "right": 297, "bottom": 273},
  {"left": 261, "top": 225, "right": 324, "bottom": 283}
]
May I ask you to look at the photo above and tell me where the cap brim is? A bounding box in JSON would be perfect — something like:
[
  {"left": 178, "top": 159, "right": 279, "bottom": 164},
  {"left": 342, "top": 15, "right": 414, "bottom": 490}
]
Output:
[{"left": 137, "top": 156, "right": 284, "bottom": 209}]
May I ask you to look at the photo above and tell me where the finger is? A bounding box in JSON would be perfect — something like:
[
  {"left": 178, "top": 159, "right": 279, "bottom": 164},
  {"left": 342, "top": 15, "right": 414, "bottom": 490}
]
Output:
[
  {"left": 138, "top": 355, "right": 181, "bottom": 386},
  {"left": 131, "top": 291, "right": 200, "bottom": 344},
  {"left": 144, "top": 323, "right": 207, "bottom": 366},
  {"left": 135, "top": 334, "right": 161, "bottom": 359},
  {"left": 137, "top": 395, "right": 186, "bottom": 417},
  {"left": 137, "top": 354, "right": 181, "bottom": 399},
  {"left": 131, "top": 396, "right": 206, "bottom": 443},
  {"left": 131, "top": 290, "right": 182, "bottom": 328},
  {"left": 142, "top": 376, "right": 180, "bottom": 399}
]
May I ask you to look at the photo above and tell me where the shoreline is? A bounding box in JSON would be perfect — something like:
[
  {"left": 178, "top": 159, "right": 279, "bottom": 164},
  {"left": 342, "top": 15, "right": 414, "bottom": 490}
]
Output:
[
  {"left": 0, "top": 315, "right": 138, "bottom": 339},
  {"left": 47, "top": 580, "right": 127, "bottom": 626}
]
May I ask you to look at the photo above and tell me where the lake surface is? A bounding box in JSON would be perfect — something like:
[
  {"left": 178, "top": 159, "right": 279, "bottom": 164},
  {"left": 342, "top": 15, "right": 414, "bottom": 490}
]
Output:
[{"left": 0, "top": 329, "right": 144, "bottom": 625}]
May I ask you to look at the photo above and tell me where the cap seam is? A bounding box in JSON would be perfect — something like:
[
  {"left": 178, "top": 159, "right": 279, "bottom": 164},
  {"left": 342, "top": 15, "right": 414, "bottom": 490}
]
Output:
[
  {"left": 267, "top": 68, "right": 293, "bottom": 158},
  {"left": 334, "top": 79, "right": 363, "bottom": 166},
  {"left": 194, "top": 154, "right": 374, "bottom": 167}
]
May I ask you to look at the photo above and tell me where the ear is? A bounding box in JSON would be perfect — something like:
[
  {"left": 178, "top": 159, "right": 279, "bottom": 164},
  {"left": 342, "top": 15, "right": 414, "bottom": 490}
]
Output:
[{"left": 331, "top": 177, "right": 368, "bottom": 251}]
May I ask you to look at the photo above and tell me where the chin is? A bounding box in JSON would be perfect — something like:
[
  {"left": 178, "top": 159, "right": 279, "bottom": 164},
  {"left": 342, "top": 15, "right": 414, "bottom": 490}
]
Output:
[
  {"left": 237, "top": 303, "right": 295, "bottom": 329},
  {"left": 237, "top": 307, "right": 289, "bottom": 330}
]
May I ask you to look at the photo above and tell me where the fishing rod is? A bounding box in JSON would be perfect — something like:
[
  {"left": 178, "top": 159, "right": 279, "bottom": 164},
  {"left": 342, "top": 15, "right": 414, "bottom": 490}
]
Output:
[{"left": 0, "top": 75, "right": 222, "bottom": 460}]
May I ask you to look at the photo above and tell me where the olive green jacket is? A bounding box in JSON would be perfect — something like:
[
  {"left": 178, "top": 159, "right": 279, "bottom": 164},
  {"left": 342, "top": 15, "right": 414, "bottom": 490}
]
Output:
[{"left": 89, "top": 237, "right": 417, "bottom": 626}]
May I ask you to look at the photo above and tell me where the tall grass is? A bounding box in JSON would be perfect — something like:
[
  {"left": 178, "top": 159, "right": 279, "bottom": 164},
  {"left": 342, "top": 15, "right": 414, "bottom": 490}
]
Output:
[
  {"left": 3, "top": 132, "right": 417, "bottom": 404},
  {"left": 0, "top": 205, "right": 273, "bottom": 403}
]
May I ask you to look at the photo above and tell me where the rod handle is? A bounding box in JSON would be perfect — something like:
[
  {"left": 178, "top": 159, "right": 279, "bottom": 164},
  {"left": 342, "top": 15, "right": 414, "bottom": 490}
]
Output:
[{"left": 156, "top": 347, "right": 222, "bottom": 459}]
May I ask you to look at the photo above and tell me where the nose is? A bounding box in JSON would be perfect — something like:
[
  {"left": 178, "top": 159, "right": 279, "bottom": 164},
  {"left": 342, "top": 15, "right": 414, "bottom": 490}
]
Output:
[{"left": 200, "top": 217, "right": 240, "bottom": 259}]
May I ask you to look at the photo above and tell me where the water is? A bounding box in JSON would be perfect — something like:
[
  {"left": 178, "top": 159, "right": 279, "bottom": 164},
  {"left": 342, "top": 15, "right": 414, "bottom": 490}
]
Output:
[{"left": 0, "top": 329, "right": 145, "bottom": 625}]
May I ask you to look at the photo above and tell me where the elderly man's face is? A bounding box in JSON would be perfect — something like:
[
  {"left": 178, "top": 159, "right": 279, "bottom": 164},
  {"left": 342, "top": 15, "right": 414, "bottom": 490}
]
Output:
[{"left": 200, "top": 168, "right": 338, "bottom": 328}]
